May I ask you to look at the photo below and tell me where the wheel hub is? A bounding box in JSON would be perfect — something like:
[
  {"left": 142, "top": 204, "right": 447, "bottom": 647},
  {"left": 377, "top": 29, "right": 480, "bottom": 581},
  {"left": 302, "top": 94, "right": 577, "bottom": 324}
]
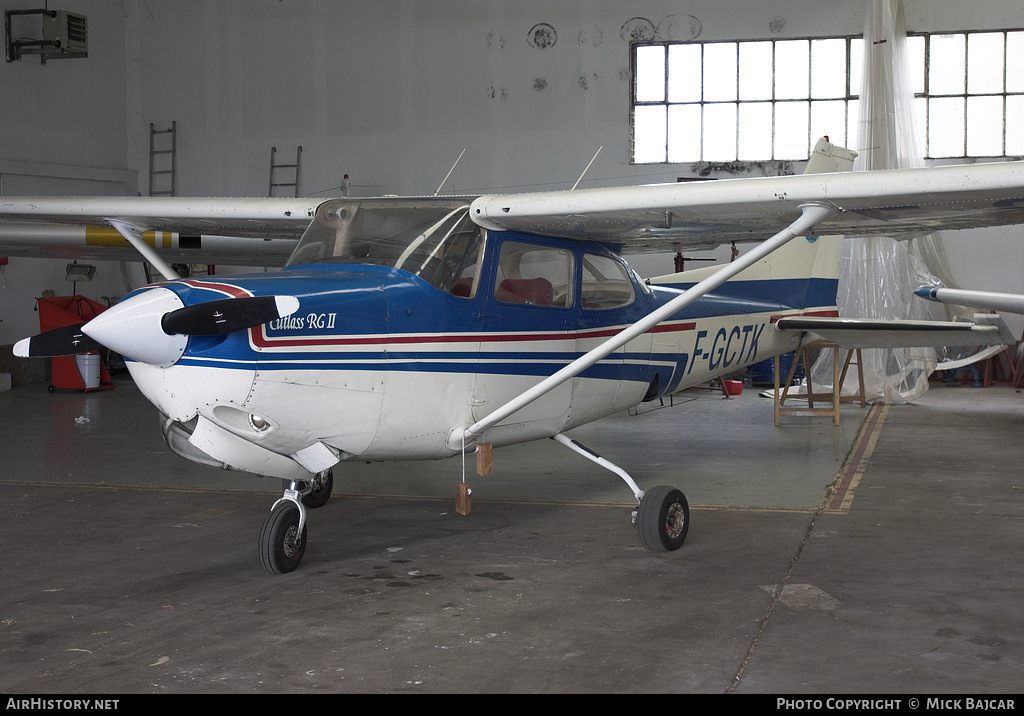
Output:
[
  {"left": 282, "top": 525, "right": 302, "bottom": 558},
  {"left": 665, "top": 502, "right": 686, "bottom": 539}
]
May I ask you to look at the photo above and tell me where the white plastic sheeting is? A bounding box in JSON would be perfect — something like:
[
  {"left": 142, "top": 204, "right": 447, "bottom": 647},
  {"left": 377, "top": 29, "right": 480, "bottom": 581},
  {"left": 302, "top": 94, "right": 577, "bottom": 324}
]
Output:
[{"left": 810, "top": 0, "right": 972, "bottom": 403}]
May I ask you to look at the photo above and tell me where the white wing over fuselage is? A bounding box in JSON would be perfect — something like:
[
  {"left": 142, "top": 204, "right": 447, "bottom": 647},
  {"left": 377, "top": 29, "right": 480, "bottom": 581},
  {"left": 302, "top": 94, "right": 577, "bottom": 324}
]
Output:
[
  {"left": 3, "top": 159, "right": 1024, "bottom": 261},
  {"left": 469, "top": 160, "right": 1024, "bottom": 249}
]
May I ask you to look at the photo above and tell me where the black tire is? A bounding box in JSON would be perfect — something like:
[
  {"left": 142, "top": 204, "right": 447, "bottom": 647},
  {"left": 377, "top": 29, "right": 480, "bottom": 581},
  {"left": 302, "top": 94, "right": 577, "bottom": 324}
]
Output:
[
  {"left": 636, "top": 485, "right": 689, "bottom": 552},
  {"left": 259, "top": 502, "right": 307, "bottom": 574},
  {"left": 302, "top": 469, "right": 333, "bottom": 508}
]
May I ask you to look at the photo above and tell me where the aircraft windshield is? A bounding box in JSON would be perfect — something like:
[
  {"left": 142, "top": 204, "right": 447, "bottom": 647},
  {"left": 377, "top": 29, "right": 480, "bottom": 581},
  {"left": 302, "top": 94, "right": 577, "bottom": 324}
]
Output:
[{"left": 286, "top": 198, "right": 484, "bottom": 295}]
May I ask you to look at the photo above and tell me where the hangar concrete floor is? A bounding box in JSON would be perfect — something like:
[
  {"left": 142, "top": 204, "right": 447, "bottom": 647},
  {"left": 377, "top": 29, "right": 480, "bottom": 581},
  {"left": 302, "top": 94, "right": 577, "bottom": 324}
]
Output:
[{"left": 1, "top": 374, "right": 1022, "bottom": 694}]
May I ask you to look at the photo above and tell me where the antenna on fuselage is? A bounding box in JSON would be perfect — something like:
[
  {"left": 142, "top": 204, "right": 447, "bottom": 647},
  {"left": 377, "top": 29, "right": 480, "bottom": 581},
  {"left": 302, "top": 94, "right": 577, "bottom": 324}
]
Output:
[
  {"left": 434, "top": 148, "right": 467, "bottom": 196},
  {"left": 571, "top": 146, "right": 603, "bottom": 191}
]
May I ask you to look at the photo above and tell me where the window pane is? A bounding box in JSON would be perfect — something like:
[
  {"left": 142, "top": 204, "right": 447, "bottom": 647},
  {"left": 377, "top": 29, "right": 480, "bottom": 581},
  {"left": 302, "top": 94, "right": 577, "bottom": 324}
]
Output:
[
  {"left": 739, "top": 41, "right": 773, "bottom": 100},
  {"left": 668, "top": 44, "right": 702, "bottom": 102},
  {"left": 968, "top": 33, "right": 1004, "bottom": 95},
  {"left": 581, "top": 254, "right": 635, "bottom": 310},
  {"left": 811, "top": 100, "right": 847, "bottom": 148},
  {"left": 634, "top": 105, "right": 667, "bottom": 163},
  {"left": 636, "top": 45, "right": 665, "bottom": 102},
  {"left": 738, "top": 102, "right": 773, "bottom": 160},
  {"left": 905, "top": 35, "right": 925, "bottom": 95},
  {"left": 703, "top": 104, "right": 737, "bottom": 161},
  {"left": 775, "top": 40, "right": 810, "bottom": 100},
  {"left": 667, "top": 104, "right": 702, "bottom": 162},
  {"left": 703, "top": 43, "right": 737, "bottom": 101},
  {"left": 850, "top": 39, "right": 864, "bottom": 96},
  {"left": 1007, "top": 96, "right": 1024, "bottom": 155},
  {"left": 848, "top": 98, "right": 861, "bottom": 145},
  {"left": 967, "top": 95, "right": 1003, "bottom": 156},
  {"left": 915, "top": 97, "right": 928, "bottom": 154},
  {"left": 496, "top": 243, "right": 573, "bottom": 308},
  {"left": 928, "top": 97, "right": 965, "bottom": 157},
  {"left": 1007, "top": 32, "right": 1024, "bottom": 93},
  {"left": 929, "top": 34, "right": 965, "bottom": 95},
  {"left": 811, "top": 38, "right": 846, "bottom": 99},
  {"left": 775, "top": 101, "right": 809, "bottom": 159}
]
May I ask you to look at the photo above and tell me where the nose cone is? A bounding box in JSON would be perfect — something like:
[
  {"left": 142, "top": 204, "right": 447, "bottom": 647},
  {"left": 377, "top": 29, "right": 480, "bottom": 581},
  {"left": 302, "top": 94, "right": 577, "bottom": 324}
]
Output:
[{"left": 82, "top": 287, "right": 189, "bottom": 367}]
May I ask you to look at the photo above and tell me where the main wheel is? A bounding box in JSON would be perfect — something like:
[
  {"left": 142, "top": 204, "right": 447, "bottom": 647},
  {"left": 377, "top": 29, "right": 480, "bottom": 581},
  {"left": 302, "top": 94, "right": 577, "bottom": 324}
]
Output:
[
  {"left": 636, "top": 485, "right": 689, "bottom": 552},
  {"left": 259, "top": 502, "right": 307, "bottom": 574}
]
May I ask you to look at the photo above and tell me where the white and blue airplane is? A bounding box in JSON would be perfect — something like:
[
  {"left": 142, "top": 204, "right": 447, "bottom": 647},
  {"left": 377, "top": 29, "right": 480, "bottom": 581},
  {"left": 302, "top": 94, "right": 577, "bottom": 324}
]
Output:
[{"left": 5, "top": 139, "right": 1024, "bottom": 573}]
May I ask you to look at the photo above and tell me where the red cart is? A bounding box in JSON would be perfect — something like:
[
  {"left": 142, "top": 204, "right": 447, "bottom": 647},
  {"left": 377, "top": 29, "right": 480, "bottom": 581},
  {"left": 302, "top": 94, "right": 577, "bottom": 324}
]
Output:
[{"left": 37, "top": 295, "right": 114, "bottom": 392}]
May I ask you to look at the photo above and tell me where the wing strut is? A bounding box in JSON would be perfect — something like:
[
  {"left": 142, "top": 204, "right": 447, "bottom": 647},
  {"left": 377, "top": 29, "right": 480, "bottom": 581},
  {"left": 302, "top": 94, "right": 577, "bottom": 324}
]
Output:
[
  {"left": 108, "top": 219, "right": 181, "bottom": 282},
  {"left": 451, "top": 203, "right": 837, "bottom": 448}
]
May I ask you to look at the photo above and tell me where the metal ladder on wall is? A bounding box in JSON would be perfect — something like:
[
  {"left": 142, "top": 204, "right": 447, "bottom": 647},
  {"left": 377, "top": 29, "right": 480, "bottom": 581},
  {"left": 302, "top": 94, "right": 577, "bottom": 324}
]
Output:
[
  {"left": 268, "top": 145, "right": 302, "bottom": 197},
  {"left": 149, "top": 122, "right": 177, "bottom": 197}
]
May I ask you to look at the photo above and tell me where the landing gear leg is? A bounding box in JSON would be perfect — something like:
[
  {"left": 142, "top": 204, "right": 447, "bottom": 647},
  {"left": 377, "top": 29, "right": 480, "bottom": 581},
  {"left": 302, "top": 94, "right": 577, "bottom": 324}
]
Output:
[
  {"left": 550, "top": 433, "right": 690, "bottom": 552},
  {"left": 259, "top": 482, "right": 308, "bottom": 574},
  {"left": 282, "top": 468, "right": 334, "bottom": 509}
]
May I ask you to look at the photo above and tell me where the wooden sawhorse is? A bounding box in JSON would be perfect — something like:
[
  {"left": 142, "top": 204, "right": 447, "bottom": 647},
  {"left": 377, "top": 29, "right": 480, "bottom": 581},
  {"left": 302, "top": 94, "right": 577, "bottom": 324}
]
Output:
[{"left": 774, "top": 340, "right": 866, "bottom": 426}]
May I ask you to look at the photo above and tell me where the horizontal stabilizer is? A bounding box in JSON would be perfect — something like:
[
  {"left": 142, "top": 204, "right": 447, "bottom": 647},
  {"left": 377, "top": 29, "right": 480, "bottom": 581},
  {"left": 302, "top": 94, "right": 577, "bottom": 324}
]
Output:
[{"left": 776, "top": 316, "right": 1011, "bottom": 350}]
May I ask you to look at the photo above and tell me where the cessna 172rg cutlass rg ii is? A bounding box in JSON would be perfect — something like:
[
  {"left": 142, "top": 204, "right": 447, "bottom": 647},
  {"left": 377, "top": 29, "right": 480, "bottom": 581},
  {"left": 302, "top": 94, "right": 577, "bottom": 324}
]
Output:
[{"left": 6, "top": 139, "right": 1024, "bottom": 573}]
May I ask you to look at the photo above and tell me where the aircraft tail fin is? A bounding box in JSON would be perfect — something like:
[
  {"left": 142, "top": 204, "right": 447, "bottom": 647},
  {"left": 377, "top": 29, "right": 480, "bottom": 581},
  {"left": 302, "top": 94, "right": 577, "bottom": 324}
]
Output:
[
  {"left": 646, "top": 137, "right": 853, "bottom": 313},
  {"left": 803, "top": 136, "right": 858, "bottom": 175}
]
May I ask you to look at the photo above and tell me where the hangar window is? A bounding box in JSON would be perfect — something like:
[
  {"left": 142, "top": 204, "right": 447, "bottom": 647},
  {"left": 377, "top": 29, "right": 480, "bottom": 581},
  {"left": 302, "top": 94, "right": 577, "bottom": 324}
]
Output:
[
  {"left": 914, "top": 31, "right": 1024, "bottom": 158},
  {"left": 632, "top": 30, "right": 1024, "bottom": 164},
  {"left": 633, "top": 37, "right": 863, "bottom": 164}
]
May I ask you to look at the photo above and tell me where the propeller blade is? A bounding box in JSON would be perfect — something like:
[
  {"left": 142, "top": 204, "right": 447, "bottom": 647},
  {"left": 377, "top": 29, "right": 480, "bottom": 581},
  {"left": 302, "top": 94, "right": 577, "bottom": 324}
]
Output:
[
  {"left": 13, "top": 324, "right": 102, "bottom": 358},
  {"left": 161, "top": 295, "right": 300, "bottom": 336}
]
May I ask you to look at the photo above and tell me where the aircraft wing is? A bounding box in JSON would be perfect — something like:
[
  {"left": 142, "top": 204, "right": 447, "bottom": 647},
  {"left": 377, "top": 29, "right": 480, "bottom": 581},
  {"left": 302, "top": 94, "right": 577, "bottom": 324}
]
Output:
[
  {"left": 0, "top": 196, "right": 318, "bottom": 266},
  {"left": 469, "top": 161, "right": 1024, "bottom": 250},
  {"left": 4, "top": 158, "right": 1024, "bottom": 262}
]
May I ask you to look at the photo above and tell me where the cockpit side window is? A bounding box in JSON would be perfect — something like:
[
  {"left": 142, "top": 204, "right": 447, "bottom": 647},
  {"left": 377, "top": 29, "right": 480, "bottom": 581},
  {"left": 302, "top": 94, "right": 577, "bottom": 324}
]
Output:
[
  {"left": 494, "top": 241, "right": 573, "bottom": 308},
  {"left": 580, "top": 253, "right": 636, "bottom": 310}
]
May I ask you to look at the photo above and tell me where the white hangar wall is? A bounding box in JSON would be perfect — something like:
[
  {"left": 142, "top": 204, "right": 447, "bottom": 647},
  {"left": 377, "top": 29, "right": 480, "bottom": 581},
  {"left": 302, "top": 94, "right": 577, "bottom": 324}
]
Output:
[
  {"left": 0, "top": 1, "right": 142, "bottom": 344},
  {"left": 128, "top": 0, "right": 866, "bottom": 199},
  {"left": 1, "top": 0, "right": 1023, "bottom": 345}
]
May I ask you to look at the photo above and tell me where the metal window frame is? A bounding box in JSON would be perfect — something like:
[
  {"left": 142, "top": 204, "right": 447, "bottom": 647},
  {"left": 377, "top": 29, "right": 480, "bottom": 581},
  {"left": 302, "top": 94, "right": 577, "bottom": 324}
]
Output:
[
  {"left": 913, "top": 29, "right": 1024, "bottom": 159},
  {"left": 631, "top": 35, "right": 861, "bottom": 164},
  {"left": 633, "top": 29, "right": 1024, "bottom": 164}
]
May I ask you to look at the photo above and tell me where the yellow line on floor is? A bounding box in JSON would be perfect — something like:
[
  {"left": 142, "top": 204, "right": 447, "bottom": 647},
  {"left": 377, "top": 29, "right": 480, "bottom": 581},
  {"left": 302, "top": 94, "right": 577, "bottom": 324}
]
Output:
[{"left": 822, "top": 402, "right": 889, "bottom": 514}]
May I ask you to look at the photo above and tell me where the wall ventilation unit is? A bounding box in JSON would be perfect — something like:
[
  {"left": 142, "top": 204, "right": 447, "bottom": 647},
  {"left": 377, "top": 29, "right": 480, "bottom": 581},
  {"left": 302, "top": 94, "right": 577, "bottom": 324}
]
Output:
[{"left": 5, "top": 9, "right": 88, "bottom": 64}]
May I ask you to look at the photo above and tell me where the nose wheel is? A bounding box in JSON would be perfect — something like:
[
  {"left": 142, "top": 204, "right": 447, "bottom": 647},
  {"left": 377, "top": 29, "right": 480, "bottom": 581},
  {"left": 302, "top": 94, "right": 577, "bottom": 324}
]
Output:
[
  {"left": 259, "top": 485, "right": 308, "bottom": 574},
  {"left": 261, "top": 471, "right": 334, "bottom": 574}
]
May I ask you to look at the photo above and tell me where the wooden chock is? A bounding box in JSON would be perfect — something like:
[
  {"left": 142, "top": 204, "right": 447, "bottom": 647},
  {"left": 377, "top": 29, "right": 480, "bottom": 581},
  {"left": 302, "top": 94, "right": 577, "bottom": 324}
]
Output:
[
  {"left": 456, "top": 481, "right": 472, "bottom": 515},
  {"left": 476, "top": 442, "right": 493, "bottom": 476}
]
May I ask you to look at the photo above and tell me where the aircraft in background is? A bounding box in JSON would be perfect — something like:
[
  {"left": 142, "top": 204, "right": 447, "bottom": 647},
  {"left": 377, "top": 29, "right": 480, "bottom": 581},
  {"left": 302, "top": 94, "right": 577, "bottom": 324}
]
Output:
[
  {"left": 5, "top": 139, "right": 1024, "bottom": 573},
  {"left": 915, "top": 286, "right": 1024, "bottom": 316},
  {"left": 0, "top": 196, "right": 314, "bottom": 267}
]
